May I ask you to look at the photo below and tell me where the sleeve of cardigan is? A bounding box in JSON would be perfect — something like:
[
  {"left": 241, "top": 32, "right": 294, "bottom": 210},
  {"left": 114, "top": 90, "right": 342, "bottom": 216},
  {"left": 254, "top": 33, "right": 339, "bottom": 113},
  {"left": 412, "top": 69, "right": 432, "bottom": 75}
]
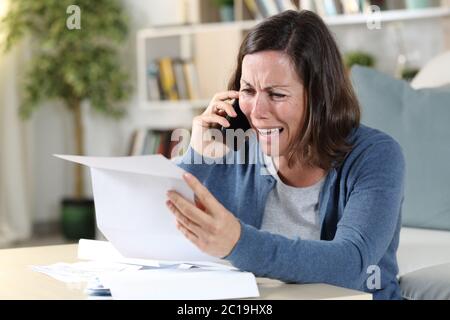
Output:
[{"left": 224, "top": 139, "right": 405, "bottom": 289}]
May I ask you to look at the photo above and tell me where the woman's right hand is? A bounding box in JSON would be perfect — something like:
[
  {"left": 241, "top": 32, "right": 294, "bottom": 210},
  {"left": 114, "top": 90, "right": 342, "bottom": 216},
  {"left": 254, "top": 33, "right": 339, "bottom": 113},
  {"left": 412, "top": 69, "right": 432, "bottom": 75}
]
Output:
[{"left": 190, "top": 91, "right": 239, "bottom": 158}]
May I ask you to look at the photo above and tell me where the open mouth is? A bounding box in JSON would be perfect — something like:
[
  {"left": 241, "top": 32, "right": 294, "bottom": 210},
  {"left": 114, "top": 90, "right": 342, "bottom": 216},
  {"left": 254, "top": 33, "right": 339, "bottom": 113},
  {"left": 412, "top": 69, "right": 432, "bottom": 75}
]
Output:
[{"left": 256, "top": 127, "right": 284, "bottom": 136}]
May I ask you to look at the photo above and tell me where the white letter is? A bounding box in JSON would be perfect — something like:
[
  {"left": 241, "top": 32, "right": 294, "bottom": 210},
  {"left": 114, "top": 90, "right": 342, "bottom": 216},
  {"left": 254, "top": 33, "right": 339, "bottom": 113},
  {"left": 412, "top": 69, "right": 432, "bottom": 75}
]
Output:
[
  {"left": 66, "top": 5, "right": 81, "bottom": 30},
  {"left": 170, "top": 128, "right": 191, "bottom": 160},
  {"left": 366, "top": 265, "right": 381, "bottom": 290},
  {"left": 366, "top": 5, "right": 381, "bottom": 30},
  {"left": 203, "top": 129, "right": 225, "bottom": 164}
]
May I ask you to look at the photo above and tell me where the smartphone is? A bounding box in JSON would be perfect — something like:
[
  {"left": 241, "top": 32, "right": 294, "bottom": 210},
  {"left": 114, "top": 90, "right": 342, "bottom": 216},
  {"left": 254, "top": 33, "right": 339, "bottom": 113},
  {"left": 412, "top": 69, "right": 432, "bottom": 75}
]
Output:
[
  {"left": 224, "top": 99, "right": 251, "bottom": 131},
  {"left": 221, "top": 99, "right": 251, "bottom": 151}
]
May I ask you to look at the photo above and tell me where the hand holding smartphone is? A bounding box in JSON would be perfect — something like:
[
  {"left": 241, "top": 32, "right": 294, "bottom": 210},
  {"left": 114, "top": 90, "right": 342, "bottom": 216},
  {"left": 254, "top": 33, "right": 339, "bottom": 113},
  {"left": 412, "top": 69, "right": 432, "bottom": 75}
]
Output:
[
  {"left": 220, "top": 99, "right": 251, "bottom": 152},
  {"left": 190, "top": 91, "right": 250, "bottom": 156}
]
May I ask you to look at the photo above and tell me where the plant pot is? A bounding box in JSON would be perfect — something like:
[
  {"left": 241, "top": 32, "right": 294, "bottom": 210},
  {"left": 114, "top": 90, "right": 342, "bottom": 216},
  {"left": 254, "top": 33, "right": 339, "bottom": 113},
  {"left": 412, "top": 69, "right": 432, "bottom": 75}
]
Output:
[{"left": 61, "top": 198, "right": 96, "bottom": 240}]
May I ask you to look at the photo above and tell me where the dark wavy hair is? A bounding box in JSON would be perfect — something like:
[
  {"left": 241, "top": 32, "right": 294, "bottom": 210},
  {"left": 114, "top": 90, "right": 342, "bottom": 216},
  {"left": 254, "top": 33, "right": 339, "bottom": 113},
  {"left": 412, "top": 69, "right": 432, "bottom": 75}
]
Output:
[{"left": 228, "top": 10, "right": 360, "bottom": 170}]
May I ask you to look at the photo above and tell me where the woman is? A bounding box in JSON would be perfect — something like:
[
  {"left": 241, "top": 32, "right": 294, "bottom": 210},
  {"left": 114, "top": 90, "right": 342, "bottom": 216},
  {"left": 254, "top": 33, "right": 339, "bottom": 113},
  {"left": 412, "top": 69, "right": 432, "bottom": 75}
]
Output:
[{"left": 166, "top": 10, "right": 405, "bottom": 300}]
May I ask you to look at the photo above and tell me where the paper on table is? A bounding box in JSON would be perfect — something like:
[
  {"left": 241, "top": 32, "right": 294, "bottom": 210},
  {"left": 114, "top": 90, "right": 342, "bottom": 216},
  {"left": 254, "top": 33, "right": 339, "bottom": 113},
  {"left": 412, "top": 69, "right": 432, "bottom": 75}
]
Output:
[
  {"left": 55, "top": 154, "right": 220, "bottom": 263},
  {"left": 31, "top": 261, "right": 142, "bottom": 283},
  {"left": 78, "top": 239, "right": 236, "bottom": 270},
  {"left": 99, "top": 268, "right": 260, "bottom": 300}
]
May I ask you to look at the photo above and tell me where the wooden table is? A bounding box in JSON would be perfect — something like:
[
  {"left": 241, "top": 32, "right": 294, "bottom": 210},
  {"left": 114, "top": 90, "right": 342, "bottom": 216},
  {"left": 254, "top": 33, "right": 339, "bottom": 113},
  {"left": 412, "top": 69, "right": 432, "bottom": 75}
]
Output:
[{"left": 0, "top": 244, "right": 372, "bottom": 300}]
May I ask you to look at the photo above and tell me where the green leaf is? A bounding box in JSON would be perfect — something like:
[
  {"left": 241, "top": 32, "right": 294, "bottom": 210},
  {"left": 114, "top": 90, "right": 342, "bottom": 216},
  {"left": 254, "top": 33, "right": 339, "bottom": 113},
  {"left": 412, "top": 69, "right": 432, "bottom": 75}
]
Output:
[{"left": 1, "top": 0, "right": 130, "bottom": 119}]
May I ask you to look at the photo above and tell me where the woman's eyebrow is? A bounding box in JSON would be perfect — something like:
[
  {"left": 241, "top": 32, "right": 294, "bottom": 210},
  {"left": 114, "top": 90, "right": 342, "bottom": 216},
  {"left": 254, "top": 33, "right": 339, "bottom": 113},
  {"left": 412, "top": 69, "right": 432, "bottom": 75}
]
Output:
[
  {"left": 240, "top": 79, "right": 290, "bottom": 89},
  {"left": 240, "top": 80, "right": 253, "bottom": 87}
]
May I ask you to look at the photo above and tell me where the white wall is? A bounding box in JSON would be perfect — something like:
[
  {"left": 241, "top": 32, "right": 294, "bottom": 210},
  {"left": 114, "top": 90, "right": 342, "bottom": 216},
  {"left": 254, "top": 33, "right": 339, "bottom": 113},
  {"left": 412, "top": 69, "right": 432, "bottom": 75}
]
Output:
[{"left": 29, "top": 2, "right": 449, "bottom": 223}]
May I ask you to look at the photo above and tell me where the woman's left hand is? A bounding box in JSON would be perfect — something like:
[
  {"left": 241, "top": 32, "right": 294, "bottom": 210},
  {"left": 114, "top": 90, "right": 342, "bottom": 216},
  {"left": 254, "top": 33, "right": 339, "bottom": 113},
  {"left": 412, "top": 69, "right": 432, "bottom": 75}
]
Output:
[{"left": 166, "top": 172, "right": 241, "bottom": 258}]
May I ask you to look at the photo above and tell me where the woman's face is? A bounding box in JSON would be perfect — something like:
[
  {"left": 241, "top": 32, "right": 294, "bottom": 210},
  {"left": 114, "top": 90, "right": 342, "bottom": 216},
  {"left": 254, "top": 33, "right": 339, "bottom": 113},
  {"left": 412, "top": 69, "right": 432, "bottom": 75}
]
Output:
[{"left": 239, "top": 50, "right": 306, "bottom": 157}]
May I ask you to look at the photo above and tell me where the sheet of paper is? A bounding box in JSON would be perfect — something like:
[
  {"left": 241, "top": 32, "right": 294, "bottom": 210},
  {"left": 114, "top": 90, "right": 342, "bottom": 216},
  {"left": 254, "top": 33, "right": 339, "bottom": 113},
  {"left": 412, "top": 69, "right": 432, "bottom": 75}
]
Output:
[
  {"left": 55, "top": 154, "right": 185, "bottom": 179},
  {"left": 99, "top": 268, "right": 260, "bottom": 300},
  {"left": 78, "top": 239, "right": 236, "bottom": 270},
  {"left": 31, "top": 261, "right": 142, "bottom": 283},
  {"left": 55, "top": 154, "right": 220, "bottom": 262}
]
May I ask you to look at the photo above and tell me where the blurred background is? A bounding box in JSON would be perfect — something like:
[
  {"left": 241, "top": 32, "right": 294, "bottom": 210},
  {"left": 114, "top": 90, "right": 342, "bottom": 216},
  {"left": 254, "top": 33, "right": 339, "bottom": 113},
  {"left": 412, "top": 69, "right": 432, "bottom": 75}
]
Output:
[{"left": 0, "top": 0, "right": 449, "bottom": 249}]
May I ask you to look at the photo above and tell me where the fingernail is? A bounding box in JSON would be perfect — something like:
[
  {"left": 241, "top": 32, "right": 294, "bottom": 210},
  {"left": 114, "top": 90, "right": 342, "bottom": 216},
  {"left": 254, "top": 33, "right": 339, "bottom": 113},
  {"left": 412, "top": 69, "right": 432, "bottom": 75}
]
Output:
[{"left": 183, "top": 173, "right": 192, "bottom": 180}]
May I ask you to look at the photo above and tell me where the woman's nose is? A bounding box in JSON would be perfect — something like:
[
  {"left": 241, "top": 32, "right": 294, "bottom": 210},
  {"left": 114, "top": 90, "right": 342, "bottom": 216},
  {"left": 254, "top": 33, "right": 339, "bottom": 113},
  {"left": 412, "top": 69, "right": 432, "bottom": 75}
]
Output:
[{"left": 250, "top": 94, "right": 270, "bottom": 119}]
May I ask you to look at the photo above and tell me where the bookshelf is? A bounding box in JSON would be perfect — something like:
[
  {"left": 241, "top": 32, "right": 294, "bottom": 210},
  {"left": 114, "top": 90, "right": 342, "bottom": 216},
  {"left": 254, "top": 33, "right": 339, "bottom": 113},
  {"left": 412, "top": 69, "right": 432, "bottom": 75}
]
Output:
[
  {"left": 156, "top": 0, "right": 450, "bottom": 25},
  {"left": 133, "top": 0, "right": 450, "bottom": 156},
  {"left": 136, "top": 22, "right": 244, "bottom": 111},
  {"left": 323, "top": 5, "right": 450, "bottom": 25}
]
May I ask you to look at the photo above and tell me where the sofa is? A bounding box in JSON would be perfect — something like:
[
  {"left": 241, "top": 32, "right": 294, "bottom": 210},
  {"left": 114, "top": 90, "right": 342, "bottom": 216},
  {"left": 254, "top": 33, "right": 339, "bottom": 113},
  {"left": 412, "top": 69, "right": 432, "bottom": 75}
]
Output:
[{"left": 351, "top": 52, "right": 450, "bottom": 299}]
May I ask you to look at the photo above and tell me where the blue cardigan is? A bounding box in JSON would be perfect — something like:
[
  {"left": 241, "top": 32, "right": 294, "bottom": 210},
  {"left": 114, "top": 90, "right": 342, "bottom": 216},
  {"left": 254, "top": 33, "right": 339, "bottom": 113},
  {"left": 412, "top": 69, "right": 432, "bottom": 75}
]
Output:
[{"left": 177, "top": 124, "right": 405, "bottom": 300}]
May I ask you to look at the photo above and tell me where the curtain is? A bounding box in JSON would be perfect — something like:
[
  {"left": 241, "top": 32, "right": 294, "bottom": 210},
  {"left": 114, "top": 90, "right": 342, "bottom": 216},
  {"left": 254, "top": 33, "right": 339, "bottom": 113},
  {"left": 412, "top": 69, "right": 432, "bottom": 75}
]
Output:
[{"left": 0, "top": 0, "right": 32, "bottom": 246}]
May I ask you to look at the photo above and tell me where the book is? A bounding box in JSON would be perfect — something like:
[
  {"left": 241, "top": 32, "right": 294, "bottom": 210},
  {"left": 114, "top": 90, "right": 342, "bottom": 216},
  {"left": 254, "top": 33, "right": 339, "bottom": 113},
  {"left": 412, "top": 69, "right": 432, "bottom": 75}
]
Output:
[
  {"left": 244, "top": 0, "right": 263, "bottom": 19},
  {"left": 146, "top": 60, "right": 161, "bottom": 101},
  {"left": 142, "top": 130, "right": 157, "bottom": 155},
  {"left": 299, "top": 0, "right": 316, "bottom": 11},
  {"left": 359, "top": 0, "right": 371, "bottom": 12},
  {"left": 275, "top": 0, "right": 298, "bottom": 11},
  {"left": 324, "top": 0, "right": 339, "bottom": 15},
  {"left": 129, "top": 128, "right": 147, "bottom": 156},
  {"left": 127, "top": 130, "right": 137, "bottom": 156},
  {"left": 314, "top": 0, "right": 324, "bottom": 15},
  {"left": 340, "top": 0, "right": 361, "bottom": 13},
  {"left": 334, "top": 0, "right": 345, "bottom": 13},
  {"left": 384, "top": 0, "right": 404, "bottom": 10},
  {"left": 256, "top": 0, "right": 280, "bottom": 17},
  {"left": 255, "top": 0, "right": 269, "bottom": 17},
  {"left": 316, "top": 0, "right": 344, "bottom": 15},
  {"left": 158, "top": 57, "right": 179, "bottom": 101},
  {"left": 183, "top": 61, "right": 200, "bottom": 100},
  {"left": 369, "top": 0, "right": 387, "bottom": 10},
  {"left": 172, "top": 59, "right": 189, "bottom": 100},
  {"left": 265, "top": 0, "right": 282, "bottom": 15},
  {"left": 156, "top": 131, "right": 169, "bottom": 156}
]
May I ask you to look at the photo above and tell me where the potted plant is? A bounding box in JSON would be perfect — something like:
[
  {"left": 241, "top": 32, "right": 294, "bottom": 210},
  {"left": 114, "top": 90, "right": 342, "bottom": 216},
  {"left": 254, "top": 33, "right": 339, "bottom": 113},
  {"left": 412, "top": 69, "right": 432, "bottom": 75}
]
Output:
[
  {"left": 212, "top": 0, "right": 235, "bottom": 22},
  {"left": 1, "top": 0, "right": 130, "bottom": 240},
  {"left": 343, "top": 51, "right": 376, "bottom": 70},
  {"left": 401, "top": 68, "right": 420, "bottom": 82}
]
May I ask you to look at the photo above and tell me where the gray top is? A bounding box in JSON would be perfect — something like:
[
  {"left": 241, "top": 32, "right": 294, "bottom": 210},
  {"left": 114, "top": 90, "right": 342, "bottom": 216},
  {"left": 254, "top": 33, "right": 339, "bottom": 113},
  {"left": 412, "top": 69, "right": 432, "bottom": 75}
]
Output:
[{"left": 260, "top": 156, "right": 325, "bottom": 241}]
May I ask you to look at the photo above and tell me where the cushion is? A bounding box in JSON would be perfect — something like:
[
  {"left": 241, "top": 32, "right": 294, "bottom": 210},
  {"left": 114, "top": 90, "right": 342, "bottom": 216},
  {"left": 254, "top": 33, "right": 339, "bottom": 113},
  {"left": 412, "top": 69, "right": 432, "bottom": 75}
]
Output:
[
  {"left": 351, "top": 66, "right": 450, "bottom": 231},
  {"left": 400, "top": 263, "right": 450, "bottom": 300},
  {"left": 411, "top": 51, "right": 450, "bottom": 89}
]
